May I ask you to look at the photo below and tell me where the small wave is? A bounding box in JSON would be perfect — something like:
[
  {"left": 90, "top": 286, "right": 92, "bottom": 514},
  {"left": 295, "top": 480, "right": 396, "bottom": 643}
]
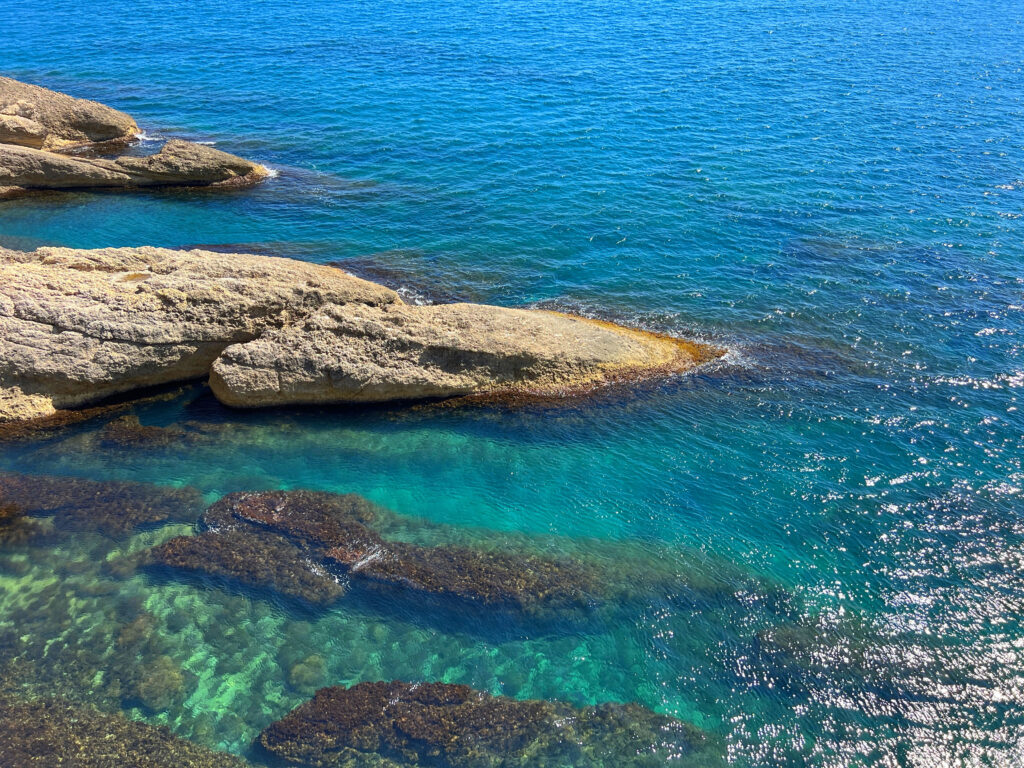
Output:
[
  {"left": 194, "top": 140, "right": 217, "bottom": 146},
  {"left": 263, "top": 167, "right": 280, "bottom": 179}
]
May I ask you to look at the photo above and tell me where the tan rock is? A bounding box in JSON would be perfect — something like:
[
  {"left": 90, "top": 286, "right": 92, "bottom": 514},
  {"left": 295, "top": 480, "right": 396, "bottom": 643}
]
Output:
[
  {"left": 0, "top": 246, "right": 397, "bottom": 418},
  {"left": 209, "top": 301, "right": 720, "bottom": 407},
  {"left": 0, "top": 138, "right": 268, "bottom": 193},
  {"left": 0, "top": 75, "right": 138, "bottom": 149}
]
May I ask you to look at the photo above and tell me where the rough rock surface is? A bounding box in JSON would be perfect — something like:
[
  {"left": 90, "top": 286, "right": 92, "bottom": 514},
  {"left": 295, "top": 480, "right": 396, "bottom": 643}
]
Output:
[
  {"left": 0, "top": 246, "right": 397, "bottom": 420},
  {"left": 0, "top": 138, "right": 268, "bottom": 194},
  {"left": 0, "top": 77, "right": 268, "bottom": 195},
  {"left": 0, "top": 692, "right": 250, "bottom": 767},
  {"left": 258, "top": 681, "right": 721, "bottom": 768},
  {"left": 0, "top": 75, "right": 138, "bottom": 150},
  {"left": 0, "top": 245, "right": 720, "bottom": 421},
  {"left": 0, "top": 471, "right": 205, "bottom": 536},
  {"left": 151, "top": 490, "right": 599, "bottom": 614},
  {"left": 210, "top": 301, "right": 719, "bottom": 406}
]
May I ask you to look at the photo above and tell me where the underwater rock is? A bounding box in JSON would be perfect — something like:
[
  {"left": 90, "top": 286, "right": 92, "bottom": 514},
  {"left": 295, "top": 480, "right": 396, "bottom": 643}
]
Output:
[
  {"left": 0, "top": 139, "right": 269, "bottom": 194},
  {"left": 0, "top": 692, "right": 250, "bottom": 767},
  {"left": 151, "top": 528, "right": 347, "bottom": 607},
  {"left": 210, "top": 301, "right": 721, "bottom": 407},
  {"left": 171, "top": 490, "right": 599, "bottom": 614},
  {"left": 0, "top": 500, "right": 38, "bottom": 544},
  {"left": 98, "top": 414, "right": 192, "bottom": 448},
  {"left": 0, "top": 471, "right": 204, "bottom": 536},
  {"left": 0, "top": 245, "right": 397, "bottom": 420},
  {"left": 0, "top": 75, "right": 138, "bottom": 150},
  {"left": 259, "top": 681, "right": 720, "bottom": 768},
  {"left": 131, "top": 654, "right": 186, "bottom": 712},
  {"left": 287, "top": 653, "right": 328, "bottom": 694}
]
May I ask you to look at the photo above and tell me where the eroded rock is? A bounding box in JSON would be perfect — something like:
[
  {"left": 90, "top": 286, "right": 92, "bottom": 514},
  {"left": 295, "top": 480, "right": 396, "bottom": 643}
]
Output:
[
  {"left": 210, "top": 301, "right": 720, "bottom": 406},
  {"left": 0, "top": 246, "right": 397, "bottom": 419},
  {"left": 0, "top": 139, "right": 268, "bottom": 194},
  {"left": 259, "top": 681, "right": 721, "bottom": 768},
  {"left": 0, "top": 76, "right": 138, "bottom": 150}
]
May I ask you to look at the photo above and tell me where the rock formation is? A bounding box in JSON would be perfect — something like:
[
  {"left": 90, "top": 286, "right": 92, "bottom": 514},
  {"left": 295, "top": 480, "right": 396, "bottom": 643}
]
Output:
[
  {"left": 210, "top": 301, "right": 717, "bottom": 407},
  {"left": 0, "top": 75, "right": 138, "bottom": 150},
  {"left": 151, "top": 490, "right": 600, "bottom": 614},
  {"left": 0, "top": 246, "right": 396, "bottom": 422},
  {"left": 0, "top": 472, "right": 205, "bottom": 536},
  {"left": 0, "top": 692, "right": 249, "bottom": 767},
  {"left": 0, "top": 245, "right": 720, "bottom": 422},
  {"left": 0, "top": 76, "right": 268, "bottom": 195},
  {"left": 258, "top": 681, "right": 721, "bottom": 768}
]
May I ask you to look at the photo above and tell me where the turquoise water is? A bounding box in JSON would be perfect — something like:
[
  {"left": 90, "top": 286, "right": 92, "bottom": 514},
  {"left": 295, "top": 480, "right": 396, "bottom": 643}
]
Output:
[{"left": 2, "top": 0, "right": 1024, "bottom": 765}]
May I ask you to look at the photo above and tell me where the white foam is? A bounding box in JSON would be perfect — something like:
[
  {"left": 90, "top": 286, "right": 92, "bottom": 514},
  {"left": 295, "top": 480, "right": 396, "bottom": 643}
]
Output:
[{"left": 264, "top": 167, "right": 280, "bottom": 179}]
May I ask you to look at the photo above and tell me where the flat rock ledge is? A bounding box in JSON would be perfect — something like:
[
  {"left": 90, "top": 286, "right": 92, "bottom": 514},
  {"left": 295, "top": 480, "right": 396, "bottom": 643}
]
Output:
[
  {"left": 0, "top": 245, "right": 722, "bottom": 423},
  {"left": 0, "top": 76, "right": 267, "bottom": 195}
]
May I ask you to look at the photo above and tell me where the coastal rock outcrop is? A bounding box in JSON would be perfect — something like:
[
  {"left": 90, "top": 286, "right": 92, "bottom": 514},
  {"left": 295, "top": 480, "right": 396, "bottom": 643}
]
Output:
[
  {"left": 0, "top": 246, "right": 397, "bottom": 421},
  {"left": 0, "top": 139, "right": 269, "bottom": 194},
  {"left": 258, "top": 681, "right": 721, "bottom": 768},
  {"left": 0, "top": 75, "right": 138, "bottom": 150},
  {"left": 0, "top": 76, "right": 268, "bottom": 195},
  {"left": 210, "top": 301, "right": 717, "bottom": 406},
  {"left": 0, "top": 245, "right": 720, "bottom": 422}
]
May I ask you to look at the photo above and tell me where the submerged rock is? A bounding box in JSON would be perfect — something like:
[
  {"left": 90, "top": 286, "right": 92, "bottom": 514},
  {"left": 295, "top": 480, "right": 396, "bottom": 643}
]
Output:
[
  {"left": 0, "top": 75, "right": 137, "bottom": 150},
  {"left": 0, "top": 692, "right": 249, "bottom": 767},
  {"left": 210, "top": 301, "right": 719, "bottom": 407},
  {"left": 0, "top": 77, "right": 268, "bottom": 195},
  {"left": 0, "top": 246, "right": 397, "bottom": 420},
  {"left": 152, "top": 528, "right": 347, "bottom": 607},
  {"left": 259, "top": 681, "right": 721, "bottom": 768},
  {"left": 152, "top": 490, "right": 599, "bottom": 615},
  {"left": 0, "top": 472, "right": 204, "bottom": 536}
]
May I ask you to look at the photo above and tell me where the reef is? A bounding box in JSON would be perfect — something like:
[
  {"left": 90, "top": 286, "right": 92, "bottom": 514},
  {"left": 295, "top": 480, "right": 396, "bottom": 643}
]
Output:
[
  {"left": 151, "top": 490, "right": 600, "bottom": 614},
  {"left": 0, "top": 76, "right": 268, "bottom": 196},
  {"left": 0, "top": 472, "right": 205, "bottom": 536},
  {"left": 0, "top": 692, "right": 250, "bottom": 767},
  {"left": 259, "top": 681, "right": 722, "bottom": 768},
  {"left": 0, "top": 245, "right": 720, "bottom": 423}
]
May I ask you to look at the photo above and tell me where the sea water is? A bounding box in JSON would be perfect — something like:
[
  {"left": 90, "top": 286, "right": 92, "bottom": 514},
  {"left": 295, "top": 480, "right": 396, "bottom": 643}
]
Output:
[{"left": 1, "top": 0, "right": 1023, "bottom": 765}]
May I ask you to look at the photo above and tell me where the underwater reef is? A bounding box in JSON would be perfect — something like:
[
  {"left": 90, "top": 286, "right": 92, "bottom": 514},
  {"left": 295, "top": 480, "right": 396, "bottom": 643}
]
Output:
[
  {"left": 258, "top": 681, "right": 723, "bottom": 768},
  {"left": 152, "top": 490, "right": 601, "bottom": 615}
]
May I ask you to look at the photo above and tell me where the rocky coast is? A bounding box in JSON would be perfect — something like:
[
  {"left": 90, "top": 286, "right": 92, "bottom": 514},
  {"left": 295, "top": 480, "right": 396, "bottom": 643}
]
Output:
[
  {"left": 0, "top": 245, "right": 721, "bottom": 423},
  {"left": 0, "top": 76, "right": 268, "bottom": 197}
]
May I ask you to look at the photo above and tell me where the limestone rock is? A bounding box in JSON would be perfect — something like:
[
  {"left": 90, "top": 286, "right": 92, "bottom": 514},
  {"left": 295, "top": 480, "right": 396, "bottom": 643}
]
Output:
[
  {"left": 0, "top": 246, "right": 397, "bottom": 417},
  {"left": 0, "top": 138, "right": 268, "bottom": 194},
  {"left": 210, "top": 301, "right": 720, "bottom": 406},
  {"left": 0, "top": 75, "right": 138, "bottom": 150}
]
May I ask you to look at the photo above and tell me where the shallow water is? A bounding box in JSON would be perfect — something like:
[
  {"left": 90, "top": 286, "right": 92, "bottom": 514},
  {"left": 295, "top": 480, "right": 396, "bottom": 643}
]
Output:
[{"left": 2, "top": 0, "right": 1024, "bottom": 765}]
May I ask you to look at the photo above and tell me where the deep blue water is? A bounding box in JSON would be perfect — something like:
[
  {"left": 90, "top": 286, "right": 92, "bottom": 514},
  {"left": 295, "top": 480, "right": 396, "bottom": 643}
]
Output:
[{"left": 2, "top": 1, "right": 1024, "bottom": 766}]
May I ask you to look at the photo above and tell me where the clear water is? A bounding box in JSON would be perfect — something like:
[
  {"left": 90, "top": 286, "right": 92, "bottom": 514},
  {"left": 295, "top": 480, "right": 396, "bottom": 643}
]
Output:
[{"left": 1, "top": 0, "right": 1024, "bottom": 765}]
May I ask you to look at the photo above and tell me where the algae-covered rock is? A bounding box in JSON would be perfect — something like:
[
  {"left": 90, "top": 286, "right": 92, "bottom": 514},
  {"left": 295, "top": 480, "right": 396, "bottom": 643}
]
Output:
[
  {"left": 259, "top": 681, "right": 722, "bottom": 768},
  {"left": 132, "top": 654, "right": 186, "bottom": 712},
  {"left": 0, "top": 691, "right": 250, "bottom": 767},
  {"left": 153, "top": 490, "right": 599, "bottom": 615},
  {"left": 0, "top": 471, "right": 204, "bottom": 536}
]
